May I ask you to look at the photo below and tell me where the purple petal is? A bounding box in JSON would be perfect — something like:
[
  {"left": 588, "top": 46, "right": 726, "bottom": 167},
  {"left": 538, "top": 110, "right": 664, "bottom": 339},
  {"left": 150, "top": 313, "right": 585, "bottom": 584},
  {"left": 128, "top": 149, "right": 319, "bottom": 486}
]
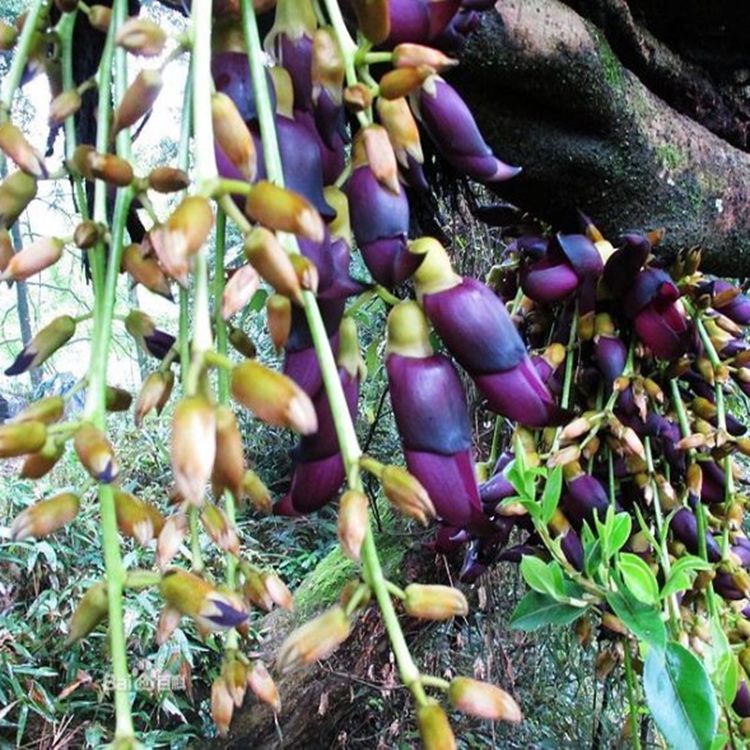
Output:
[
  {"left": 474, "top": 357, "right": 569, "bottom": 427},
  {"left": 734, "top": 682, "right": 750, "bottom": 718},
  {"left": 521, "top": 259, "right": 580, "bottom": 303},
  {"left": 415, "top": 77, "right": 520, "bottom": 183},
  {"left": 384, "top": 0, "right": 430, "bottom": 46},
  {"left": 553, "top": 233, "right": 603, "bottom": 278},
  {"left": 562, "top": 474, "right": 610, "bottom": 530},
  {"left": 252, "top": 115, "right": 334, "bottom": 220},
  {"left": 623, "top": 268, "right": 680, "bottom": 318},
  {"left": 422, "top": 277, "right": 526, "bottom": 374},
  {"left": 361, "top": 236, "right": 423, "bottom": 287},
  {"left": 633, "top": 302, "right": 689, "bottom": 360},
  {"left": 346, "top": 165, "right": 409, "bottom": 247},
  {"left": 212, "top": 52, "right": 275, "bottom": 122},
  {"left": 387, "top": 352, "right": 472, "bottom": 455},
  {"left": 603, "top": 233, "right": 650, "bottom": 296},
  {"left": 288, "top": 453, "right": 346, "bottom": 513},
  {"left": 5, "top": 345, "right": 35, "bottom": 376},
  {"left": 206, "top": 598, "right": 248, "bottom": 628},
  {"left": 294, "top": 370, "right": 359, "bottom": 462},
  {"left": 274, "top": 35, "right": 313, "bottom": 111},
  {"left": 671, "top": 508, "right": 721, "bottom": 562},
  {"left": 404, "top": 448, "right": 485, "bottom": 529},
  {"left": 595, "top": 334, "right": 627, "bottom": 388}
]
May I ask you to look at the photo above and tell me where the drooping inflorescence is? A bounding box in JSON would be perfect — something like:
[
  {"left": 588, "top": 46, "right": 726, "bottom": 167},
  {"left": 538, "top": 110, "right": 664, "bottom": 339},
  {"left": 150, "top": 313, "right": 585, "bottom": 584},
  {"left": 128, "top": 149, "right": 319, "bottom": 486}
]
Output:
[{"left": 1, "top": 0, "right": 748, "bottom": 747}]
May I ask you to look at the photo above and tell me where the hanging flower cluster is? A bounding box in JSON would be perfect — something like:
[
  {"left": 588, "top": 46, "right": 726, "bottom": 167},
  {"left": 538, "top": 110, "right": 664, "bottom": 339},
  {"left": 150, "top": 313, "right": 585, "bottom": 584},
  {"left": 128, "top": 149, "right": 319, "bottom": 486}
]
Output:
[{"left": 3, "top": 0, "right": 749, "bottom": 746}]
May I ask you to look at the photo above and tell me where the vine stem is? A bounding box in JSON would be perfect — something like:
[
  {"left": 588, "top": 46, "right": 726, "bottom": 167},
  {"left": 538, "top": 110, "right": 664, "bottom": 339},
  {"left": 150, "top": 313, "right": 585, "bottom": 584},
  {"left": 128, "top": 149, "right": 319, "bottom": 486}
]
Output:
[
  {"left": 78, "top": 0, "right": 135, "bottom": 738},
  {"left": 0, "top": 0, "right": 46, "bottom": 126},
  {"left": 213, "top": 207, "right": 239, "bottom": 651},
  {"left": 623, "top": 640, "right": 642, "bottom": 750},
  {"left": 239, "top": 0, "right": 425, "bottom": 702},
  {"left": 668, "top": 378, "right": 719, "bottom": 618},
  {"left": 185, "top": 0, "right": 217, "bottom": 394}
]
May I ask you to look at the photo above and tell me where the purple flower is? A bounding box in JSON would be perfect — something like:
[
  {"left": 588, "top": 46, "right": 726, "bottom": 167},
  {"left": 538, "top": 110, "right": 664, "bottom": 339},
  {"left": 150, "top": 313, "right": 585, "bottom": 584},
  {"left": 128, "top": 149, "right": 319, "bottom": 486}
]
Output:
[
  {"left": 412, "top": 75, "right": 521, "bottom": 183},
  {"left": 276, "top": 452, "right": 346, "bottom": 514},
  {"left": 404, "top": 449, "right": 487, "bottom": 530},
  {"left": 382, "top": 0, "right": 431, "bottom": 46},
  {"left": 212, "top": 52, "right": 275, "bottom": 123},
  {"left": 474, "top": 359, "right": 569, "bottom": 427},
  {"left": 603, "top": 233, "right": 651, "bottom": 296},
  {"left": 295, "top": 109, "right": 347, "bottom": 185},
  {"left": 671, "top": 508, "right": 721, "bottom": 562},
  {"left": 561, "top": 468, "right": 610, "bottom": 530},
  {"left": 414, "top": 252, "right": 566, "bottom": 427},
  {"left": 624, "top": 268, "right": 690, "bottom": 360},
  {"left": 711, "top": 279, "right": 750, "bottom": 325},
  {"left": 346, "top": 165, "right": 421, "bottom": 286},
  {"left": 521, "top": 234, "right": 603, "bottom": 305},
  {"left": 272, "top": 34, "right": 314, "bottom": 112},
  {"left": 386, "top": 303, "right": 485, "bottom": 530}
]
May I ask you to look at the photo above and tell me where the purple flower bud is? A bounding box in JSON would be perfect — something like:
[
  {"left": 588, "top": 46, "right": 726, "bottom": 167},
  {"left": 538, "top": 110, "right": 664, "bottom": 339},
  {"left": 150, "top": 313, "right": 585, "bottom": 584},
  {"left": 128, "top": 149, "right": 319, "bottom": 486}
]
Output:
[
  {"left": 145, "top": 329, "right": 176, "bottom": 360},
  {"left": 294, "top": 370, "right": 359, "bottom": 462},
  {"left": 714, "top": 572, "right": 745, "bottom": 601},
  {"left": 313, "top": 88, "right": 346, "bottom": 149},
  {"left": 561, "top": 473, "right": 610, "bottom": 530},
  {"left": 671, "top": 508, "right": 721, "bottom": 562},
  {"left": 284, "top": 327, "right": 341, "bottom": 398},
  {"left": 561, "top": 527, "right": 584, "bottom": 570},
  {"left": 412, "top": 76, "right": 521, "bottom": 183},
  {"left": 701, "top": 460, "right": 726, "bottom": 505},
  {"left": 603, "top": 233, "right": 650, "bottom": 296},
  {"left": 595, "top": 334, "right": 627, "bottom": 389},
  {"left": 295, "top": 109, "right": 347, "bottom": 185},
  {"left": 733, "top": 681, "right": 750, "bottom": 718},
  {"left": 279, "top": 452, "right": 346, "bottom": 514},
  {"left": 252, "top": 116, "right": 334, "bottom": 220},
  {"left": 624, "top": 269, "right": 689, "bottom": 360},
  {"left": 497, "top": 543, "right": 539, "bottom": 563},
  {"left": 521, "top": 259, "right": 580, "bottom": 304},
  {"left": 478, "top": 471, "right": 515, "bottom": 510},
  {"left": 732, "top": 541, "right": 750, "bottom": 569},
  {"left": 712, "top": 279, "right": 750, "bottom": 325},
  {"left": 298, "top": 232, "right": 368, "bottom": 301},
  {"left": 383, "top": 0, "right": 430, "bottom": 46}
]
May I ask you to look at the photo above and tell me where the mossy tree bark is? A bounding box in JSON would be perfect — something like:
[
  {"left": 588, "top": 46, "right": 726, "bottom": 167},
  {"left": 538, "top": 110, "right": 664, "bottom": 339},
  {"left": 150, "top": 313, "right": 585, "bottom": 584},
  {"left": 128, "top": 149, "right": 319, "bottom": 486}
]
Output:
[{"left": 453, "top": 0, "right": 750, "bottom": 276}]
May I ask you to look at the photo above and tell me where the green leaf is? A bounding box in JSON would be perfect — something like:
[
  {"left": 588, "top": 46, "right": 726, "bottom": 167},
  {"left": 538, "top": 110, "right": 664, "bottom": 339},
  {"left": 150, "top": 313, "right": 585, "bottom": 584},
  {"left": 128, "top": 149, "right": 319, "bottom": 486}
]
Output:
[
  {"left": 509, "top": 590, "right": 587, "bottom": 631},
  {"left": 583, "top": 536, "right": 602, "bottom": 579},
  {"left": 703, "top": 619, "right": 739, "bottom": 706},
  {"left": 661, "top": 555, "right": 712, "bottom": 599},
  {"left": 606, "top": 589, "right": 667, "bottom": 649},
  {"left": 541, "top": 465, "right": 563, "bottom": 524},
  {"left": 520, "top": 555, "right": 564, "bottom": 599},
  {"left": 619, "top": 552, "right": 660, "bottom": 606},
  {"left": 608, "top": 513, "right": 632, "bottom": 556},
  {"left": 644, "top": 642, "right": 718, "bottom": 750}
]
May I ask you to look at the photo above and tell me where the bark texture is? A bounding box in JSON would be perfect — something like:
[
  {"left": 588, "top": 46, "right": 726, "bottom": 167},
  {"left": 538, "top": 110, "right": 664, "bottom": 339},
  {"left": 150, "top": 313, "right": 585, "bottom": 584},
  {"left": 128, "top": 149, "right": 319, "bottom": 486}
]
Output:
[{"left": 453, "top": 0, "right": 750, "bottom": 275}]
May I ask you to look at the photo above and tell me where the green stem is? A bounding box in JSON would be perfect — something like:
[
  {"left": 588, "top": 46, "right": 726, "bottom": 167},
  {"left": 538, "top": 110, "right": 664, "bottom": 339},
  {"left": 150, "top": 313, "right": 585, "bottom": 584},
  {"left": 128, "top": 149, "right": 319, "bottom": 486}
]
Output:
[
  {"left": 240, "top": 0, "right": 425, "bottom": 705},
  {"left": 644, "top": 437, "right": 679, "bottom": 631},
  {"left": 177, "top": 69, "right": 193, "bottom": 378},
  {"left": 185, "top": 0, "right": 216, "bottom": 395},
  {"left": 669, "top": 378, "right": 719, "bottom": 618},
  {"left": 80, "top": 0, "right": 134, "bottom": 738},
  {"left": 190, "top": 505, "right": 203, "bottom": 573},
  {"left": 623, "top": 640, "right": 642, "bottom": 750},
  {"left": 213, "top": 208, "right": 239, "bottom": 651},
  {"left": 0, "top": 0, "right": 47, "bottom": 123}
]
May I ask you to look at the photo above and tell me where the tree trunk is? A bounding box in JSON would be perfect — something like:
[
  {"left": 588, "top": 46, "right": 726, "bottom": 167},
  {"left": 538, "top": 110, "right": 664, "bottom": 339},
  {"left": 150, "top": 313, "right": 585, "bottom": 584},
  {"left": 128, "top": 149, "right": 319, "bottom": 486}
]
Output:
[{"left": 454, "top": 0, "right": 750, "bottom": 275}]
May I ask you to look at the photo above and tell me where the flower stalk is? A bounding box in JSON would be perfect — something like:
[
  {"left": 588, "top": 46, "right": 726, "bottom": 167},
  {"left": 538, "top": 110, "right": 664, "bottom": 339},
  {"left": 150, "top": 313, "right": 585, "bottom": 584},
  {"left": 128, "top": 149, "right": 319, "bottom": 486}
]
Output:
[{"left": 240, "top": 0, "right": 425, "bottom": 704}]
